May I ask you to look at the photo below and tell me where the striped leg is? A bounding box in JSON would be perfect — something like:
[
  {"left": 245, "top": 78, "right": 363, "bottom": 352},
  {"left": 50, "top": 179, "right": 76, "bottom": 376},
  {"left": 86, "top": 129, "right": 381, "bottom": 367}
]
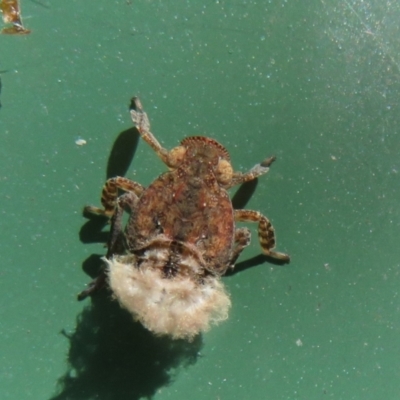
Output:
[
  {"left": 228, "top": 227, "right": 251, "bottom": 270},
  {"left": 79, "top": 184, "right": 143, "bottom": 301},
  {"left": 84, "top": 176, "right": 144, "bottom": 218},
  {"left": 234, "top": 209, "right": 290, "bottom": 262},
  {"left": 105, "top": 191, "right": 140, "bottom": 257}
]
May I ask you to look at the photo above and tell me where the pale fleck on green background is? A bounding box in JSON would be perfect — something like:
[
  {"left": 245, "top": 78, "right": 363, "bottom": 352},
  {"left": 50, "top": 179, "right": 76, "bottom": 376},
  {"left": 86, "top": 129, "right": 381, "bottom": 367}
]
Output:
[{"left": 1, "top": 1, "right": 400, "bottom": 399}]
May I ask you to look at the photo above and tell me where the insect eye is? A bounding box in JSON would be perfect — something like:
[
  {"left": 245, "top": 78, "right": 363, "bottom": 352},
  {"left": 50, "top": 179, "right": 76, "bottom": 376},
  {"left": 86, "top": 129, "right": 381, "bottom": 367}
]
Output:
[
  {"left": 167, "top": 146, "right": 186, "bottom": 168},
  {"left": 215, "top": 159, "right": 233, "bottom": 185}
]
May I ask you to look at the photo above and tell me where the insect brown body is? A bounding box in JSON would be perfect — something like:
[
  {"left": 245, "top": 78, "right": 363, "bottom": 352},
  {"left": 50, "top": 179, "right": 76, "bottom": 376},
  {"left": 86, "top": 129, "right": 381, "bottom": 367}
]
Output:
[{"left": 80, "top": 97, "right": 289, "bottom": 339}]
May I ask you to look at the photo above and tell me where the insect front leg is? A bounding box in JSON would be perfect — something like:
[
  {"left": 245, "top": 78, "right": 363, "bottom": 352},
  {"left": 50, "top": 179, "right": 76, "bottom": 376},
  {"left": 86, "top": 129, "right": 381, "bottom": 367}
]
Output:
[
  {"left": 228, "top": 156, "right": 276, "bottom": 188},
  {"left": 130, "top": 97, "right": 186, "bottom": 169},
  {"left": 234, "top": 209, "right": 290, "bottom": 262},
  {"left": 129, "top": 97, "right": 170, "bottom": 163}
]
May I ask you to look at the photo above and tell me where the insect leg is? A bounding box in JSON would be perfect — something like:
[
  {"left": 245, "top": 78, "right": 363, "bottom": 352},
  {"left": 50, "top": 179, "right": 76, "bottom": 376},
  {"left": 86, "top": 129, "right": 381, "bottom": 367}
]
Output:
[
  {"left": 84, "top": 177, "right": 144, "bottom": 218},
  {"left": 228, "top": 156, "right": 275, "bottom": 188},
  {"left": 234, "top": 209, "right": 290, "bottom": 262}
]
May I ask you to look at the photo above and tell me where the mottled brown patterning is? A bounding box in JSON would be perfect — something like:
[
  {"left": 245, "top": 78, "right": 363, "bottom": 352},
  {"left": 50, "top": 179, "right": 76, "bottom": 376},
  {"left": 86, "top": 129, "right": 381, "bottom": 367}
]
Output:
[{"left": 79, "top": 97, "right": 289, "bottom": 339}]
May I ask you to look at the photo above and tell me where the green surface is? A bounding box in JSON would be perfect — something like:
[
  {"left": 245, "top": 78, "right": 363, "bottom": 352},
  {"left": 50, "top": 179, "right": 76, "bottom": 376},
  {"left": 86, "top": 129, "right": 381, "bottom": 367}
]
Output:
[{"left": 1, "top": 0, "right": 400, "bottom": 399}]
